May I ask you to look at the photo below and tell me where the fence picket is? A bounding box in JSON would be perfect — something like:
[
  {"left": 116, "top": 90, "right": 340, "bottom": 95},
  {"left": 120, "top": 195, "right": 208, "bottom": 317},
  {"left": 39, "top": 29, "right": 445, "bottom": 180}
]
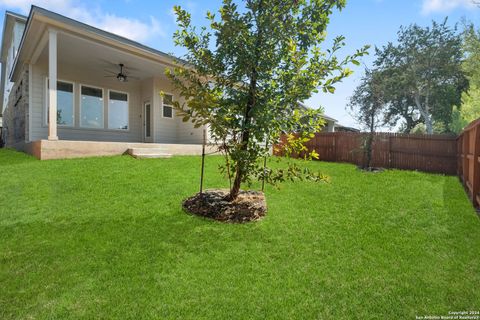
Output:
[
  {"left": 275, "top": 132, "right": 458, "bottom": 174},
  {"left": 276, "top": 125, "right": 480, "bottom": 209},
  {"left": 457, "top": 119, "right": 480, "bottom": 208}
]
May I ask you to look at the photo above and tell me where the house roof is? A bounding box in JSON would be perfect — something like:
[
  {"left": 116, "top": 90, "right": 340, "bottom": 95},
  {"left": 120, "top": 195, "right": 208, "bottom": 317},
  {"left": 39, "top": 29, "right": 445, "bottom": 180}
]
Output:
[
  {"left": 4, "top": 6, "right": 337, "bottom": 124},
  {"left": 297, "top": 101, "right": 337, "bottom": 123},
  {"left": 0, "top": 11, "right": 27, "bottom": 63},
  {"left": 0, "top": 11, "right": 27, "bottom": 114},
  {"left": 10, "top": 5, "right": 187, "bottom": 81},
  {"left": 334, "top": 124, "right": 360, "bottom": 132}
]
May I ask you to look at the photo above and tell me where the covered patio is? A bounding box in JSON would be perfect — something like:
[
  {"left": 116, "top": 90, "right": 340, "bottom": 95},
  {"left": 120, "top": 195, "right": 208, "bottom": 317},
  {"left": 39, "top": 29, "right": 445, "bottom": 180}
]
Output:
[{"left": 7, "top": 7, "right": 204, "bottom": 158}]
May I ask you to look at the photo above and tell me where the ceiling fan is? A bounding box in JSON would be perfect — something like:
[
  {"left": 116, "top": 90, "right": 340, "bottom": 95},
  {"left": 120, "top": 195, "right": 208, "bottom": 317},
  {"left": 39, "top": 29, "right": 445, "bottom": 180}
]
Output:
[{"left": 104, "top": 63, "right": 139, "bottom": 82}]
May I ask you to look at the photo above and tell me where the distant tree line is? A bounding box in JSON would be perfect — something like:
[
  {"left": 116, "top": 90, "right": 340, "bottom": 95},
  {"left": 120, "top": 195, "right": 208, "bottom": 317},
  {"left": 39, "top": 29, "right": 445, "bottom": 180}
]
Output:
[{"left": 349, "top": 18, "right": 480, "bottom": 134}]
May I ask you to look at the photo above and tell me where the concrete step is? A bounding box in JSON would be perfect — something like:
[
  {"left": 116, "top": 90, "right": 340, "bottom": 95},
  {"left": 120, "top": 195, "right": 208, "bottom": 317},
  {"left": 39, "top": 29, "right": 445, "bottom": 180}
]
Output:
[
  {"left": 128, "top": 147, "right": 169, "bottom": 155},
  {"left": 131, "top": 153, "right": 172, "bottom": 159},
  {"left": 127, "top": 148, "right": 172, "bottom": 159}
]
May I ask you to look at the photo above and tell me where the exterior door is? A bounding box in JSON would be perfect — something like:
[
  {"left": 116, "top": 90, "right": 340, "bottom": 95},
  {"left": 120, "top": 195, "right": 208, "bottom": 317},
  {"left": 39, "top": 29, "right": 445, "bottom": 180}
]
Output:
[{"left": 144, "top": 102, "right": 153, "bottom": 142}]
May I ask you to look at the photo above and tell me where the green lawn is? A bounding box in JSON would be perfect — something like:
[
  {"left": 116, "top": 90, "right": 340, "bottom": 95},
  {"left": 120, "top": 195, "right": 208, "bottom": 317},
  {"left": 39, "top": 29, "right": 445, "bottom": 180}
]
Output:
[{"left": 0, "top": 149, "right": 479, "bottom": 319}]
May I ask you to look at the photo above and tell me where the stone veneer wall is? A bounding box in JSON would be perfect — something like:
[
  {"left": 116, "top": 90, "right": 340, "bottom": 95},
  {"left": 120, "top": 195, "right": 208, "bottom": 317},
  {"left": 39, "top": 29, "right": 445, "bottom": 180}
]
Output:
[{"left": 2, "top": 67, "right": 29, "bottom": 148}]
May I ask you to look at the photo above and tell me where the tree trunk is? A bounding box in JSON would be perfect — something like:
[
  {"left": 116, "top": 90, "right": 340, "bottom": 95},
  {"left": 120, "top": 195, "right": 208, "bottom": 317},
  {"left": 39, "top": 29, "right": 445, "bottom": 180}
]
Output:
[
  {"left": 229, "top": 111, "right": 253, "bottom": 199},
  {"left": 229, "top": 72, "right": 256, "bottom": 200},
  {"left": 414, "top": 93, "right": 433, "bottom": 134},
  {"left": 229, "top": 169, "right": 243, "bottom": 200},
  {"left": 228, "top": 0, "right": 263, "bottom": 201},
  {"left": 365, "top": 112, "right": 375, "bottom": 168},
  {"left": 424, "top": 114, "right": 433, "bottom": 134}
]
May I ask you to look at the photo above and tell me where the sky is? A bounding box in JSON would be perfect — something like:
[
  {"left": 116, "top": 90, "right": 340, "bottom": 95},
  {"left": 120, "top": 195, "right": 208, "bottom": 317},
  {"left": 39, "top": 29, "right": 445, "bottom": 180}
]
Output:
[{"left": 1, "top": 0, "right": 479, "bottom": 129}]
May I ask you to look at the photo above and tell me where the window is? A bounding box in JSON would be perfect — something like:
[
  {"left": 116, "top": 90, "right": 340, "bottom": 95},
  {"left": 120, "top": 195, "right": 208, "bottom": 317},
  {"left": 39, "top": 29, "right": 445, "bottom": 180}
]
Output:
[
  {"left": 145, "top": 103, "right": 151, "bottom": 138},
  {"left": 57, "top": 82, "right": 74, "bottom": 126},
  {"left": 163, "top": 94, "right": 173, "bottom": 118},
  {"left": 108, "top": 91, "right": 128, "bottom": 130},
  {"left": 80, "top": 85, "right": 104, "bottom": 128},
  {"left": 46, "top": 80, "right": 74, "bottom": 126}
]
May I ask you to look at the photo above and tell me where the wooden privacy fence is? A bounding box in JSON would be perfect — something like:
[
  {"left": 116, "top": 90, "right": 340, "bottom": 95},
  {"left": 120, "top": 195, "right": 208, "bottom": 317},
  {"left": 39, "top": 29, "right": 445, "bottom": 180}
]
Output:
[
  {"left": 274, "top": 132, "right": 458, "bottom": 175},
  {"left": 457, "top": 119, "right": 480, "bottom": 207}
]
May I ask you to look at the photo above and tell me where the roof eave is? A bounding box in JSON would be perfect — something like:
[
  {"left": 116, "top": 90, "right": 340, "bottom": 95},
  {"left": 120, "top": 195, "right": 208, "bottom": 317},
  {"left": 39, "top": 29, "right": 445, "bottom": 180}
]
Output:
[
  {"left": 1, "top": 11, "right": 28, "bottom": 62},
  {"left": 10, "top": 5, "right": 188, "bottom": 82}
]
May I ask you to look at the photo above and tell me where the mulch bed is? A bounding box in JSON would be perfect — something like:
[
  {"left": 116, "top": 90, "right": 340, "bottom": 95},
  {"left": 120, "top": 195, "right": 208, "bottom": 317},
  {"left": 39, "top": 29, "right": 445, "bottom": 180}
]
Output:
[
  {"left": 182, "top": 189, "right": 267, "bottom": 223},
  {"left": 357, "top": 166, "right": 385, "bottom": 173}
]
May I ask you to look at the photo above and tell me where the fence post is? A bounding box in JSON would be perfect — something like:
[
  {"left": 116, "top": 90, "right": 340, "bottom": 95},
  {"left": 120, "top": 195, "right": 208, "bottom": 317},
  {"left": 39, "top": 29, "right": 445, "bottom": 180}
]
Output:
[
  {"left": 472, "top": 127, "right": 480, "bottom": 207},
  {"left": 199, "top": 129, "right": 206, "bottom": 194},
  {"left": 388, "top": 135, "right": 392, "bottom": 169},
  {"left": 262, "top": 139, "right": 268, "bottom": 192},
  {"left": 458, "top": 135, "right": 464, "bottom": 178},
  {"left": 462, "top": 134, "right": 465, "bottom": 180},
  {"left": 463, "top": 130, "right": 470, "bottom": 194},
  {"left": 333, "top": 133, "right": 337, "bottom": 162}
]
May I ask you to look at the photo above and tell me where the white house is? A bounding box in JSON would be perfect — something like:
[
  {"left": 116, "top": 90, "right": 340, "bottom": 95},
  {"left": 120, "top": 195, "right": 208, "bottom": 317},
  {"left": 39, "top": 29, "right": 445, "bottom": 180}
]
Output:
[{"left": 0, "top": 6, "right": 337, "bottom": 160}]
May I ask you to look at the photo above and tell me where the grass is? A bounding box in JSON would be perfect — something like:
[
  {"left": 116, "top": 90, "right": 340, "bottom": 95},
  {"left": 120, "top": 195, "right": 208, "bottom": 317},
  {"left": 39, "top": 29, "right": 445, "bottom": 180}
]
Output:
[{"left": 0, "top": 148, "right": 479, "bottom": 319}]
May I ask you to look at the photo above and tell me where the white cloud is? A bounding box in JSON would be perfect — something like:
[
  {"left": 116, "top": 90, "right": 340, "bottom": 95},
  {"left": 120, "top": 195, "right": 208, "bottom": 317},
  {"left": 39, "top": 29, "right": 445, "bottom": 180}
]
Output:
[
  {"left": 0, "top": 0, "right": 165, "bottom": 42},
  {"left": 422, "top": 0, "right": 476, "bottom": 14},
  {"left": 169, "top": 7, "right": 178, "bottom": 24},
  {"left": 0, "top": 0, "right": 70, "bottom": 13},
  {"left": 96, "top": 15, "right": 164, "bottom": 43}
]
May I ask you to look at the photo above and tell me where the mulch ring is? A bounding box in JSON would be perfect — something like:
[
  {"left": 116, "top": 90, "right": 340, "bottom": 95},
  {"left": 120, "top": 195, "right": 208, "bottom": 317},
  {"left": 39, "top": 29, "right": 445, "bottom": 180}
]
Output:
[
  {"left": 357, "top": 166, "right": 385, "bottom": 173},
  {"left": 182, "top": 189, "right": 267, "bottom": 223}
]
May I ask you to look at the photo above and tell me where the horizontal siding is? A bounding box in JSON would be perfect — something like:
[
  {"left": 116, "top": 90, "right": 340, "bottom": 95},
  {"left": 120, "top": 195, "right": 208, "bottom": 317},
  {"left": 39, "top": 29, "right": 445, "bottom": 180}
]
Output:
[
  {"left": 153, "top": 76, "right": 177, "bottom": 143},
  {"left": 30, "top": 62, "right": 143, "bottom": 142},
  {"left": 30, "top": 64, "right": 46, "bottom": 141},
  {"left": 155, "top": 112, "right": 177, "bottom": 143},
  {"left": 176, "top": 117, "right": 204, "bottom": 144},
  {"left": 152, "top": 76, "right": 203, "bottom": 144},
  {"left": 30, "top": 63, "right": 204, "bottom": 144}
]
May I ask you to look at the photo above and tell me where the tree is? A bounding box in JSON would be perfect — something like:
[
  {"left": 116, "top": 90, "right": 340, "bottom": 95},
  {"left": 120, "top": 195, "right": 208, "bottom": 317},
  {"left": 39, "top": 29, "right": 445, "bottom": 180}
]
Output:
[
  {"left": 348, "top": 68, "right": 385, "bottom": 168},
  {"left": 451, "top": 24, "right": 480, "bottom": 133},
  {"left": 374, "top": 19, "right": 466, "bottom": 134},
  {"left": 382, "top": 95, "right": 421, "bottom": 133},
  {"left": 167, "top": 0, "right": 368, "bottom": 200}
]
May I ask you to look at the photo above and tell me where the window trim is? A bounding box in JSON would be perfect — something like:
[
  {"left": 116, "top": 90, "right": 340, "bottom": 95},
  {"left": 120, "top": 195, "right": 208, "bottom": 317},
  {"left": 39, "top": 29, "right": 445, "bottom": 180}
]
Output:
[
  {"left": 42, "top": 79, "right": 134, "bottom": 133},
  {"left": 44, "top": 77, "right": 75, "bottom": 127},
  {"left": 107, "top": 89, "right": 130, "bottom": 131},
  {"left": 162, "top": 92, "right": 174, "bottom": 119},
  {"left": 79, "top": 83, "right": 105, "bottom": 129}
]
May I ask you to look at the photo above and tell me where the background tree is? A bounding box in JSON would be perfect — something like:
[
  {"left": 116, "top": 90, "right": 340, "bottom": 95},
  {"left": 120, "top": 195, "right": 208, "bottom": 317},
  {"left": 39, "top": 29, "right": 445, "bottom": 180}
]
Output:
[
  {"left": 382, "top": 95, "right": 421, "bottom": 133},
  {"left": 374, "top": 19, "right": 466, "bottom": 134},
  {"left": 451, "top": 24, "right": 480, "bottom": 133},
  {"left": 167, "top": 0, "right": 368, "bottom": 200},
  {"left": 348, "top": 68, "right": 385, "bottom": 168}
]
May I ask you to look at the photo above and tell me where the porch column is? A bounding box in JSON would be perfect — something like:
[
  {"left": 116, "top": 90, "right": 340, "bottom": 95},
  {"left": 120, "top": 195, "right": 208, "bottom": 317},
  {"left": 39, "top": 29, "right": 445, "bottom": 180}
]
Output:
[{"left": 48, "top": 28, "right": 58, "bottom": 140}]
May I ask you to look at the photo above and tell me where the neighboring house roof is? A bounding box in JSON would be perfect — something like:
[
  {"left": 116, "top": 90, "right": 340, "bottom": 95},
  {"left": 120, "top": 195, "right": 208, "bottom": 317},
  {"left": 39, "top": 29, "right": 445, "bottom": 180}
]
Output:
[
  {"left": 10, "top": 5, "right": 188, "bottom": 82},
  {"left": 334, "top": 124, "right": 360, "bottom": 132},
  {"left": 321, "top": 114, "right": 337, "bottom": 123},
  {"left": 297, "top": 101, "right": 337, "bottom": 123}
]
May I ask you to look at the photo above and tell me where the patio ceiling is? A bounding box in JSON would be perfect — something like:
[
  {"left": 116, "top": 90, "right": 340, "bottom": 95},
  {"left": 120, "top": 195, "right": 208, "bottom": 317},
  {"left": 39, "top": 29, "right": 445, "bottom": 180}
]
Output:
[
  {"left": 35, "top": 31, "right": 169, "bottom": 82},
  {"left": 11, "top": 6, "right": 181, "bottom": 82}
]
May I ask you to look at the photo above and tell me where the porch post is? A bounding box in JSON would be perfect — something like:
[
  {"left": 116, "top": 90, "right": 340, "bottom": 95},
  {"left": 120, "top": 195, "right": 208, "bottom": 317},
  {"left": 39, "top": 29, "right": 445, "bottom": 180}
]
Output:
[{"left": 48, "top": 28, "right": 58, "bottom": 140}]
